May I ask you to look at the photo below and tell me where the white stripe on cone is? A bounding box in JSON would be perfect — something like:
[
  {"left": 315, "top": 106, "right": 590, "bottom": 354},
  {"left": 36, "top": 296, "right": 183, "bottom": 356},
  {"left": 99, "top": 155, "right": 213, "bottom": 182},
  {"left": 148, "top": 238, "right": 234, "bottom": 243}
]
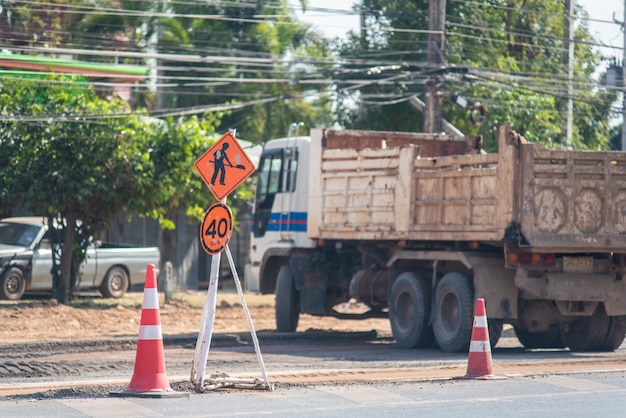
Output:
[
  {"left": 138, "top": 325, "right": 163, "bottom": 340},
  {"left": 474, "top": 315, "right": 487, "bottom": 328},
  {"left": 142, "top": 288, "right": 159, "bottom": 309},
  {"left": 469, "top": 340, "right": 491, "bottom": 353}
]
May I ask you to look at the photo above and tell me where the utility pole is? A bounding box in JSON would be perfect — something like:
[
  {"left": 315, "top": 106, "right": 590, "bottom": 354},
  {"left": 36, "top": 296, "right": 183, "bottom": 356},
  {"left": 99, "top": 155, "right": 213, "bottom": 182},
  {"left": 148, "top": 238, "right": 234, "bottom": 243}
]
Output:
[
  {"left": 564, "top": 0, "right": 574, "bottom": 148},
  {"left": 424, "top": 0, "right": 446, "bottom": 134},
  {"left": 622, "top": 1, "right": 626, "bottom": 151}
]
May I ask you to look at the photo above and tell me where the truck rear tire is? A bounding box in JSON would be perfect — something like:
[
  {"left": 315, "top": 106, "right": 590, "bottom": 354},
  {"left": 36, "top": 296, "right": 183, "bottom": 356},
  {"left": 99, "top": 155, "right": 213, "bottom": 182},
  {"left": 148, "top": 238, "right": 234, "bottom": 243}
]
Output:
[
  {"left": 561, "top": 306, "right": 610, "bottom": 352},
  {"left": 275, "top": 264, "right": 299, "bottom": 332},
  {"left": 1, "top": 267, "right": 26, "bottom": 300},
  {"left": 513, "top": 325, "right": 565, "bottom": 349},
  {"left": 598, "top": 315, "right": 626, "bottom": 351},
  {"left": 433, "top": 272, "right": 474, "bottom": 353},
  {"left": 488, "top": 319, "right": 503, "bottom": 348},
  {"left": 99, "top": 266, "right": 129, "bottom": 299},
  {"left": 389, "top": 272, "right": 433, "bottom": 349}
]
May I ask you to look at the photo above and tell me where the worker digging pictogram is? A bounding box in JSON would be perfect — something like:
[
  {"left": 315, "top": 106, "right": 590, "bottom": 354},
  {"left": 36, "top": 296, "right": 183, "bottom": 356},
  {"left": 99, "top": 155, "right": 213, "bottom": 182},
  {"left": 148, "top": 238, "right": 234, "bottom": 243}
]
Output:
[{"left": 194, "top": 131, "right": 256, "bottom": 201}]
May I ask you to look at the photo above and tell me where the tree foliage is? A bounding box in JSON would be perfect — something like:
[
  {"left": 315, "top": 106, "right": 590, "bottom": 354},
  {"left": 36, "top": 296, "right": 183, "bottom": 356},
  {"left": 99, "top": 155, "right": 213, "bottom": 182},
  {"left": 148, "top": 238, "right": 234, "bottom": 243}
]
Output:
[
  {"left": 0, "top": 74, "right": 226, "bottom": 302},
  {"left": 337, "top": 0, "right": 617, "bottom": 150},
  {"left": 0, "top": 0, "right": 77, "bottom": 48},
  {"left": 63, "top": 0, "right": 336, "bottom": 140}
]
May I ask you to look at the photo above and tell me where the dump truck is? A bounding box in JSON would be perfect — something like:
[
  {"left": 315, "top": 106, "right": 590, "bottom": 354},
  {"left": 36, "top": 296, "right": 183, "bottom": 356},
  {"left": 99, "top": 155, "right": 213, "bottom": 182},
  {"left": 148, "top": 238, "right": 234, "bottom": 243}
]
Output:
[{"left": 246, "top": 125, "right": 626, "bottom": 352}]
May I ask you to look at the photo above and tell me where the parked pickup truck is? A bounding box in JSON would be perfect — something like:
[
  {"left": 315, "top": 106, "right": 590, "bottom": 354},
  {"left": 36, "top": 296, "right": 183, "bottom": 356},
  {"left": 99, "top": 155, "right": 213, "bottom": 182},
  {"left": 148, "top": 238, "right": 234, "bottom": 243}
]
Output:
[{"left": 0, "top": 216, "right": 160, "bottom": 300}]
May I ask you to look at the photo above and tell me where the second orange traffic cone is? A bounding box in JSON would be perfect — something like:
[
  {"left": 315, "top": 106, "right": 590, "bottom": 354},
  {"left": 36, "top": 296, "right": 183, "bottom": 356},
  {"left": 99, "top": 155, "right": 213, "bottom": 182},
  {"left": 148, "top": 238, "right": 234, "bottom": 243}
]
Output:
[
  {"left": 111, "top": 264, "right": 186, "bottom": 398},
  {"left": 456, "top": 298, "right": 506, "bottom": 380}
]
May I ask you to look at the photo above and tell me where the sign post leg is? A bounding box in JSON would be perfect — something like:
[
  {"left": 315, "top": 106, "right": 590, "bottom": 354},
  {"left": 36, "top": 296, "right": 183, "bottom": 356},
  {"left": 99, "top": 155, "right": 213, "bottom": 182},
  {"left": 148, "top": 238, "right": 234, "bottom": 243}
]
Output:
[
  {"left": 190, "top": 252, "right": 221, "bottom": 391},
  {"left": 224, "top": 246, "right": 271, "bottom": 388}
]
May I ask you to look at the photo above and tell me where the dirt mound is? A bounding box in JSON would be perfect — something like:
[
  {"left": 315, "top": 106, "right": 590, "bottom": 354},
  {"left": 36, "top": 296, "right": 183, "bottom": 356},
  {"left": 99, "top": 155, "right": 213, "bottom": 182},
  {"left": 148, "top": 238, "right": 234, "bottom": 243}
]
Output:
[{"left": 0, "top": 290, "right": 391, "bottom": 344}]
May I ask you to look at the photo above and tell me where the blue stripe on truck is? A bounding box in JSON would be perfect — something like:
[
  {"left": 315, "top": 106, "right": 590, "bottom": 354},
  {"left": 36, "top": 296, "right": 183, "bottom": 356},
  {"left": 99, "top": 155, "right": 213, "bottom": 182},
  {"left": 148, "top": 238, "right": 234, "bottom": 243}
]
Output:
[{"left": 266, "top": 212, "right": 307, "bottom": 232}]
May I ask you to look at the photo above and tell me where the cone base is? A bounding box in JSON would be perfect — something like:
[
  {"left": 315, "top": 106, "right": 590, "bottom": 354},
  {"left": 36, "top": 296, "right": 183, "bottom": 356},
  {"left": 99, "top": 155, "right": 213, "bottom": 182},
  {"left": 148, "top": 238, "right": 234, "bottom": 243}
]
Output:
[
  {"left": 454, "top": 374, "right": 507, "bottom": 380},
  {"left": 110, "top": 389, "right": 189, "bottom": 398}
]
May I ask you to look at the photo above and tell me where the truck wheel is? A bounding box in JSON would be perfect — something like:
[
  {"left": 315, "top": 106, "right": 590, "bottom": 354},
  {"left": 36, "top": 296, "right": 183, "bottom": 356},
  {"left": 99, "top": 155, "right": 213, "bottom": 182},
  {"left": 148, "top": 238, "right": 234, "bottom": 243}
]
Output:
[
  {"left": 513, "top": 326, "right": 565, "bottom": 349},
  {"left": 598, "top": 316, "right": 626, "bottom": 351},
  {"left": 275, "top": 264, "right": 299, "bottom": 332},
  {"left": 389, "top": 272, "right": 433, "bottom": 349},
  {"left": 433, "top": 272, "right": 474, "bottom": 353},
  {"left": 99, "top": 266, "right": 129, "bottom": 299},
  {"left": 561, "top": 306, "right": 610, "bottom": 352},
  {"left": 1, "top": 267, "right": 26, "bottom": 300},
  {"left": 488, "top": 319, "right": 504, "bottom": 348}
]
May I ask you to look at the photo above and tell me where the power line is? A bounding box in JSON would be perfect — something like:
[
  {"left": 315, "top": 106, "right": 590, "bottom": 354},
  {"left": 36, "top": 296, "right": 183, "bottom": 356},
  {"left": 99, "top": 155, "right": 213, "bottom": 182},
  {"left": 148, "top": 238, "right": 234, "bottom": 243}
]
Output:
[{"left": 0, "top": 0, "right": 620, "bottom": 127}]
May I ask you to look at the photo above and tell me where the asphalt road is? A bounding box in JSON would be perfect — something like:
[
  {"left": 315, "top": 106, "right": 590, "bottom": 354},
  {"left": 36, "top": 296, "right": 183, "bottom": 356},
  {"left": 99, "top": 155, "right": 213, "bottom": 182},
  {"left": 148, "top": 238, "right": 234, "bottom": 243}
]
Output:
[
  {"left": 2, "top": 331, "right": 625, "bottom": 394},
  {"left": 1, "top": 329, "right": 626, "bottom": 417},
  {"left": 1, "top": 370, "right": 626, "bottom": 418}
]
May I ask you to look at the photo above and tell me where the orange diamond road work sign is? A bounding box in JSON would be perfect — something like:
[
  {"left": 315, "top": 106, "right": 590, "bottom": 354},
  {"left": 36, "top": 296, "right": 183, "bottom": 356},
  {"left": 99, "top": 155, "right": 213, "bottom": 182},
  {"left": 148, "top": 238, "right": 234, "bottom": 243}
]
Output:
[
  {"left": 194, "top": 132, "right": 256, "bottom": 201},
  {"left": 200, "top": 202, "right": 233, "bottom": 255}
]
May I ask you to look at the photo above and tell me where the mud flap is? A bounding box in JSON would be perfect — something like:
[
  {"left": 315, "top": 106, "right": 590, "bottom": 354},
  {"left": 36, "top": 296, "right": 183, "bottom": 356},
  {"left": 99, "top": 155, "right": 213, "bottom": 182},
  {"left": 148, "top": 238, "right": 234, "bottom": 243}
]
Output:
[{"left": 290, "top": 252, "right": 328, "bottom": 314}]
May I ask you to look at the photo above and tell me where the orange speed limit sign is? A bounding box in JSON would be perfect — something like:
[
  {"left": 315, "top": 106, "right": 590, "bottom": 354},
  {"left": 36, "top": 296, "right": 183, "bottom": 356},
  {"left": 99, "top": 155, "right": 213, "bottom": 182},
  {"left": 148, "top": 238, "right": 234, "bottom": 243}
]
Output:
[{"left": 200, "top": 202, "right": 233, "bottom": 255}]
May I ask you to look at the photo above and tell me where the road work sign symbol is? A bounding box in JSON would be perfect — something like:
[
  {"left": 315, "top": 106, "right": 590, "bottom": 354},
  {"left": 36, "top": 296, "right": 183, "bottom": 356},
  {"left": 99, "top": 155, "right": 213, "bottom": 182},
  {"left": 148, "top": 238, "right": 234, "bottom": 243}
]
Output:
[
  {"left": 194, "top": 132, "right": 256, "bottom": 201},
  {"left": 200, "top": 202, "right": 233, "bottom": 254}
]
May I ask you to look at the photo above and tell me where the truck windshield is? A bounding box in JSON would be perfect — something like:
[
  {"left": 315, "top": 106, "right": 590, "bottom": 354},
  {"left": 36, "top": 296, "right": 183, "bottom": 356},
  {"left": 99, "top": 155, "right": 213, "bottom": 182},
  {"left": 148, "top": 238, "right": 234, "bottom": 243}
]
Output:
[
  {"left": 0, "top": 222, "right": 41, "bottom": 247},
  {"left": 256, "top": 151, "right": 283, "bottom": 202},
  {"left": 254, "top": 149, "right": 285, "bottom": 238}
]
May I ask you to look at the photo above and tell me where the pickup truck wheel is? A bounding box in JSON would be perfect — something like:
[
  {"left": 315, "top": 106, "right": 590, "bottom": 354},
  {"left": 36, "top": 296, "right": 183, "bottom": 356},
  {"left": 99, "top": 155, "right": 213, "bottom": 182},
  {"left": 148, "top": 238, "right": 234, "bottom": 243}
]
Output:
[
  {"left": 561, "top": 306, "right": 610, "bottom": 352},
  {"left": 275, "top": 264, "right": 299, "bottom": 332},
  {"left": 433, "top": 272, "right": 474, "bottom": 353},
  {"left": 598, "top": 315, "right": 626, "bottom": 352},
  {"left": 1, "top": 267, "right": 26, "bottom": 300},
  {"left": 513, "top": 325, "right": 565, "bottom": 349},
  {"left": 389, "top": 272, "right": 433, "bottom": 348},
  {"left": 100, "top": 266, "right": 129, "bottom": 299}
]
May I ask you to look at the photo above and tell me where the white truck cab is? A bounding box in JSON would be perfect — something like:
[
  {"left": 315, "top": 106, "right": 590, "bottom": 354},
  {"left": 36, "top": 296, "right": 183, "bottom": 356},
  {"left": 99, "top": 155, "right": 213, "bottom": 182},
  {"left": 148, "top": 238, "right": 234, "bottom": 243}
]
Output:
[{"left": 246, "top": 131, "right": 315, "bottom": 293}]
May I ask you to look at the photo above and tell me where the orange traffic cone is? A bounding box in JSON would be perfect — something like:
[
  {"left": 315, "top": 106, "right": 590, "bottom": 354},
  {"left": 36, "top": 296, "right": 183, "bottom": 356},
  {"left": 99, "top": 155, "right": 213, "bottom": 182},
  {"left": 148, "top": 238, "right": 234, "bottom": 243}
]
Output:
[
  {"left": 111, "top": 264, "right": 186, "bottom": 398},
  {"left": 456, "top": 298, "right": 506, "bottom": 380}
]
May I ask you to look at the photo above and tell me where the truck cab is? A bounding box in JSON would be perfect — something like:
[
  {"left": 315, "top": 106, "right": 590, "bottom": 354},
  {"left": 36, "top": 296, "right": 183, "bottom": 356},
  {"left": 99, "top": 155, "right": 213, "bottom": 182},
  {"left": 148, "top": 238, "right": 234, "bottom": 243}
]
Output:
[{"left": 246, "top": 134, "right": 315, "bottom": 294}]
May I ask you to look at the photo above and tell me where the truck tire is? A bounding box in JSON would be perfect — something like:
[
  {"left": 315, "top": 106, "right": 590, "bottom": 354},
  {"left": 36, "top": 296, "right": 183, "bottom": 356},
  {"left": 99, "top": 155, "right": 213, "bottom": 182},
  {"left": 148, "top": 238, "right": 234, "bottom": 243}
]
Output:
[
  {"left": 1, "top": 267, "right": 26, "bottom": 300},
  {"left": 99, "top": 266, "right": 129, "bottom": 299},
  {"left": 389, "top": 272, "right": 433, "bottom": 349},
  {"left": 598, "top": 316, "right": 626, "bottom": 351},
  {"left": 488, "top": 319, "right": 504, "bottom": 348},
  {"left": 513, "top": 326, "right": 566, "bottom": 349},
  {"left": 275, "top": 264, "right": 299, "bottom": 332},
  {"left": 433, "top": 272, "right": 474, "bottom": 353},
  {"left": 561, "top": 306, "right": 610, "bottom": 352}
]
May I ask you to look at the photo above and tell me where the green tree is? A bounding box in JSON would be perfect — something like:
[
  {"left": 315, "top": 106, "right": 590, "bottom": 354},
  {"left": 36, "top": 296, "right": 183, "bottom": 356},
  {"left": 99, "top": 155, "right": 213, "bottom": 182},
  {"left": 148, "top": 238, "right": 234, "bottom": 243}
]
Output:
[
  {"left": 2, "top": 0, "right": 336, "bottom": 141},
  {"left": 0, "top": 0, "right": 76, "bottom": 48},
  {"left": 95, "top": 0, "right": 336, "bottom": 140},
  {"left": 0, "top": 74, "right": 226, "bottom": 303},
  {"left": 337, "top": 0, "right": 616, "bottom": 150}
]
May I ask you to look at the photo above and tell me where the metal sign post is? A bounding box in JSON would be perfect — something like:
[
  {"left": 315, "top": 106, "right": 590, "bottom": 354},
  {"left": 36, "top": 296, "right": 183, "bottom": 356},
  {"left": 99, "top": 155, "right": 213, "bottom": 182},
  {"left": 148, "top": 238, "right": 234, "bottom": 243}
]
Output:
[
  {"left": 190, "top": 251, "right": 221, "bottom": 390},
  {"left": 192, "top": 131, "right": 269, "bottom": 392},
  {"left": 224, "top": 246, "right": 270, "bottom": 388}
]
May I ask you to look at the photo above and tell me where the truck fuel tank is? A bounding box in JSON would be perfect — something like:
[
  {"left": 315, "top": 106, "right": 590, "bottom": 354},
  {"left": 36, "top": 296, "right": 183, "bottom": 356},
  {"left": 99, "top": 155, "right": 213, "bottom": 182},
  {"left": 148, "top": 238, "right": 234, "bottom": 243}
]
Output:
[{"left": 349, "top": 268, "right": 389, "bottom": 306}]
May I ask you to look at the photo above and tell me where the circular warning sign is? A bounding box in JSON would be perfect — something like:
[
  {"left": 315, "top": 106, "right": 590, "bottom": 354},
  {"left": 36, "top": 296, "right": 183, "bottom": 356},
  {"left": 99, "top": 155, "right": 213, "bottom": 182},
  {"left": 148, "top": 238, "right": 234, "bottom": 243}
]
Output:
[{"left": 200, "top": 202, "right": 233, "bottom": 255}]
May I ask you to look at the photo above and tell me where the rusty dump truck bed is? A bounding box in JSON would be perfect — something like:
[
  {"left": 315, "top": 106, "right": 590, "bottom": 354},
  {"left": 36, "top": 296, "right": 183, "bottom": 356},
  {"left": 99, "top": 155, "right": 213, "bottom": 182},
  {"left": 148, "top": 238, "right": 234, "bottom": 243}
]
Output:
[{"left": 307, "top": 125, "right": 626, "bottom": 252}]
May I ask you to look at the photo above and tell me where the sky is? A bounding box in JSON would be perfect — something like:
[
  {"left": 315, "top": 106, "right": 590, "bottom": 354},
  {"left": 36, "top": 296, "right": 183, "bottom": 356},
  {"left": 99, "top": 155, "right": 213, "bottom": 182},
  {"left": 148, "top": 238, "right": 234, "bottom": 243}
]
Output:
[
  {"left": 293, "top": 0, "right": 625, "bottom": 61},
  {"left": 578, "top": 0, "right": 624, "bottom": 60},
  {"left": 290, "top": 0, "right": 360, "bottom": 39}
]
